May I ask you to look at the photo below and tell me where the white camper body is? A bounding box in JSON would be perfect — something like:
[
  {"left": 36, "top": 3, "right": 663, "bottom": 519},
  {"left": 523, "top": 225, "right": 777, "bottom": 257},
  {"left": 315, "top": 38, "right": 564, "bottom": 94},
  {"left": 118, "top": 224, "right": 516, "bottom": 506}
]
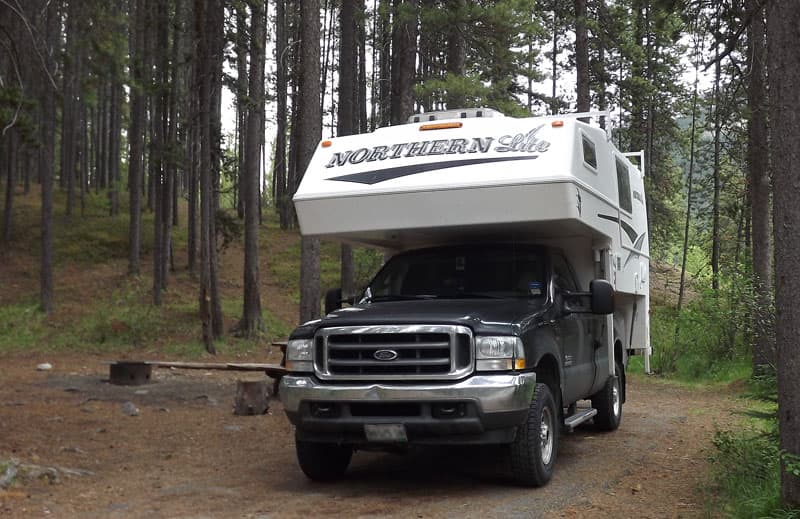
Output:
[{"left": 294, "top": 110, "right": 651, "bottom": 370}]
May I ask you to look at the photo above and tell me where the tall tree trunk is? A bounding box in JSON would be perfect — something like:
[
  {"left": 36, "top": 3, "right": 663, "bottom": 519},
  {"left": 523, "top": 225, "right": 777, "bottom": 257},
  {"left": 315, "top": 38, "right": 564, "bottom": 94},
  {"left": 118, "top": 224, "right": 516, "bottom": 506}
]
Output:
[
  {"left": 677, "top": 34, "right": 701, "bottom": 316},
  {"left": 238, "top": 0, "right": 266, "bottom": 336},
  {"left": 40, "top": 0, "right": 58, "bottom": 315},
  {"left": 747, "top": 0, "right": 774, "bottom": 371},
  {"left": 61, "top": 0, "right": 78, "bottom": 219},
  {"left": 711, "top": 18, "right": 722, "bottom": 293},
  {"left": 321, "top": 0, "right": 336, "bottom": 130},
  {"left": 235, "top": 3, "right": 248, "bottom": 220},
  {"left": 128, "top": 0, "right": 147, "bottom": 275},
  {"left": 109, "top": 78, "right": 122, "bottom": 217},
  {"left": 274, "top": 0, "right": 289, "bottom": 229},
  {"left": 187, "top": 0, "right": 199, "bottom": 274},
  {"left": 357, "top": 0, "right": 368, "bottom": 133},
  {"left": 377, "top": 0, "right": 391, "bottom": 127},
  {"left": 152, "top": 0, "right": 169, "bottom": 305},
  {"left": 550, "top": 8, "right": 559, "bottom": 115},
  {"left": 767, "top": 0, "right": 800, "bottom": 506},
  {"left": 445, "top": 0, "right": 466, "bottom": 109},
  {"left": 574, "top": 0, "right": 589, "bottom": 115},
  {"left": 196, "top": 0, "right": 217, "bottom": 353},
  {"left": 2, "top": 130, "right": 16, "bottom": 243},
  {"left": 338, "top": 0, "right": 357, "bottom": 299},
  {"left": 767, "top": 0, "right": 800, "bottom": 508},
  {"left": 209, "top": 0, "right": 225, "bottom": 337},
  {"left": 390, "top": 0, "right": 418, "bottom": 125},
  {"left": 298, "top": 0, "right": 322, "bottom": 323}
]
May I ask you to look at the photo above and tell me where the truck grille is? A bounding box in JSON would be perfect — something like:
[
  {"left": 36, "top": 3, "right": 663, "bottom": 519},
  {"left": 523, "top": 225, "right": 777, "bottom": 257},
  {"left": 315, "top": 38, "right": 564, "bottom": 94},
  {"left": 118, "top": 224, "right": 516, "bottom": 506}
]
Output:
[{"left": 314, "top": 325, "right": 473, "bottom": 381}]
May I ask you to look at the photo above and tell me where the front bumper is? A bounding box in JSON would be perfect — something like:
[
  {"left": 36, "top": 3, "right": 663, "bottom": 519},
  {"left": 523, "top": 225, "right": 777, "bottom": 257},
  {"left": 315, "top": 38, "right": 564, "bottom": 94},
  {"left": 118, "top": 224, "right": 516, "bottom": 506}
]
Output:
[{"left": 279, "top": 372, "right": 536, "bottom": 445}]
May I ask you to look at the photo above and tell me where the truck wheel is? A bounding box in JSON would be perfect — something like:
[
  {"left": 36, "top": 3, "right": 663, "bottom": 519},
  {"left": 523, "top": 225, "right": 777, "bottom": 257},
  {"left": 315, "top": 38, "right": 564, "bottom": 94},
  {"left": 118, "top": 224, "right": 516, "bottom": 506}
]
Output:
[
  {"left": 295, "top": 438, "right": 352, "bottom": 481},
  {"left": 509, "top": 383, "right": 558, "bottom": 487},
  {"left": 592, "top": 361, "right": 623, "bottom": 431}
]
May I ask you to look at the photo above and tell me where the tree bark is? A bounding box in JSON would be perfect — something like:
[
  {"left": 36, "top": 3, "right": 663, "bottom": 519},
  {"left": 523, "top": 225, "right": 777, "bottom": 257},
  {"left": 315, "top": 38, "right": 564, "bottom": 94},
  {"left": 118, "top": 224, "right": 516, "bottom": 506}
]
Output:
[
  {"left": 2, "top": 130, "right": 16, "bottom": 243},
  {"left": 235, "top": 3, "right": 248, "bottom": 221},
  {"left": 128, "top": 0, "right": 147, "bottom": 275},
  {"left": 377, "top": 0, "right": 391, "bottom": 127},
  {"left": 711, "top": 16, "right": 722, "bottom": 293},
  {"left": 297, "top": 0, "right": 322, "bottom": 323},
  {"left": 767, "top": 0, "right": 800, "bottom": 507},
  {"left": 209, "top": 0, "right": 225, "bottom": 337},
  {"left": 39, "top": 0, "right": 58, "bottom": 315},
  {"left": 746, "top": 0, "right": 774, "bottom": 371},
  {"left": 390, "top": 0, "right": 418, "bottom": 125},
  {"left": 196, "top": 0, "right": 217, "bottom": 353},
  {"left": 338, "top": 0, "right": 358, "bottom": 298},
  {"left": 574, "top": 0, "right": 590, "bottom": 115},
  {"left": 444, "top": 0, "right": 466, "bottom": 109},
  {"left": 274, "top": 0, "right": 289, "bottom": 229},
  {"left": 238, "top": 0, "right": 266, "bottom": 337}
]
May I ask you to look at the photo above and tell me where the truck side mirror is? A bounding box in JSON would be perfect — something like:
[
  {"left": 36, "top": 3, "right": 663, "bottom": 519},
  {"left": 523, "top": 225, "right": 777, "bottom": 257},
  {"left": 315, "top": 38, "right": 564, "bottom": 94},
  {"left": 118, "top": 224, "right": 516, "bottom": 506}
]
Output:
[
  {"left": 590, "top": 280, "right": 614, "bottom": 315},
  {"left": 325, "top": 288, "right": 343, "bottom": 315}
]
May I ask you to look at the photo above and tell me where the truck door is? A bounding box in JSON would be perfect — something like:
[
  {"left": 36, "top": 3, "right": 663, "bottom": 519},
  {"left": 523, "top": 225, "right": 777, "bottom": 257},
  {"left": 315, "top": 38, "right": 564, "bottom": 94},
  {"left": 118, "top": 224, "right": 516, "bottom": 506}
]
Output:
[{"left": 551, "top": 254, "right": 593, "bottom": 405}]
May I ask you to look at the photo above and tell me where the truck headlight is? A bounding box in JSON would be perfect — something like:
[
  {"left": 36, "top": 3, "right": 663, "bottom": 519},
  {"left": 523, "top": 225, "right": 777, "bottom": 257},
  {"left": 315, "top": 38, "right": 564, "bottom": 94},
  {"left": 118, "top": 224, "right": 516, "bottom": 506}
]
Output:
[
  {"left": 286, "top": 339, "right": 314, "bottom": 373},
  {"left": 475, "top": 336, "right": 526, "bottom": 371}
]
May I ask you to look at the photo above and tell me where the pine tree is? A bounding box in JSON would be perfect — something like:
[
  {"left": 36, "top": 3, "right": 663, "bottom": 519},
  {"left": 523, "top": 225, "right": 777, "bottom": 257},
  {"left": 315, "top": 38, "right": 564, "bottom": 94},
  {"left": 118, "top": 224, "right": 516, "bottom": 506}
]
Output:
[
  {"left": 297, "top": 0, "right": 322, "bottom": 323},
  {"left": 767, "top": 0, "right": 800, "bottom": 506},
  {"left": 238, "top": 0, "right": 266, "bottom": 336}
]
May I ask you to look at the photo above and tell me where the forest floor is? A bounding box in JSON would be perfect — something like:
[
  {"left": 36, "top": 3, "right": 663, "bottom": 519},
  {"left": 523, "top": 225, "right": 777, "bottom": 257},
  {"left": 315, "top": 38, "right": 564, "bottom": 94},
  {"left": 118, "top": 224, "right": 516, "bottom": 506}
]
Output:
[
  {"left": 0, "top": 190, "right": 746, "bottom": 517},
  {"left": 0, "top": 355, "right": 745, "bottom": 518}
]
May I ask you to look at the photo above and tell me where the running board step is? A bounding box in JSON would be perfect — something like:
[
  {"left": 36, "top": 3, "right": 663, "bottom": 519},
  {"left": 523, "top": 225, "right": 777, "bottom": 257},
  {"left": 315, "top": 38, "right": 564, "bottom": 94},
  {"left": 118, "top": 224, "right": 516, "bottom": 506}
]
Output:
[{"left": 563, "top": 408, "right": 597, "bottom": 432}]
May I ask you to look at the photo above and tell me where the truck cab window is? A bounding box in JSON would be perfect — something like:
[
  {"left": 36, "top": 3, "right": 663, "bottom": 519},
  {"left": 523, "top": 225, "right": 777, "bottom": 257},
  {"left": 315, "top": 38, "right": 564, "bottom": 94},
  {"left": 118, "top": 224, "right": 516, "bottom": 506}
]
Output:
[{"left": 369, "top": 245, "right": 545, "bottom": 299}]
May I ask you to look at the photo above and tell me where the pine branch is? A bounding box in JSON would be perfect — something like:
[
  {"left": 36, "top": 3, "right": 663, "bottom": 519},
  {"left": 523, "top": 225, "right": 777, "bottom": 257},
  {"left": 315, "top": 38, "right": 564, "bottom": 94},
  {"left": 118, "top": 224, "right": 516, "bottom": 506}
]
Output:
[
  {"left": 703, "top": 0, "right": 768, "bottom": 72},
  {"left": 0, "top": 0, "right": 59, "bottom": 90}
]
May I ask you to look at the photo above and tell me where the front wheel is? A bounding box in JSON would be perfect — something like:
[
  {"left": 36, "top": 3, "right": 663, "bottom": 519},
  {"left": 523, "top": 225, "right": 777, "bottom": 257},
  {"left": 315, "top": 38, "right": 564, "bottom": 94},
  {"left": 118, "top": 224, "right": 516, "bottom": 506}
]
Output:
[
  {"left": 509, "top": 383, "right": 559, "bottom": 487},
  {"left": 295, "top": 437, "right": 353, "bottom": 481},
  {"left": 592, "top": 361, "right": 623, "bottom": 431}
]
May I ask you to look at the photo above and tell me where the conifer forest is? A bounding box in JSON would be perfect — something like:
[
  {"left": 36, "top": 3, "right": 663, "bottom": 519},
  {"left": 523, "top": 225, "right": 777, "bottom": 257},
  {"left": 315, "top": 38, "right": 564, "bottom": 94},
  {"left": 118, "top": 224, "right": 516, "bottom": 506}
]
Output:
[{"left": 1, "top": 0, "right": 799, "bottom": 514}]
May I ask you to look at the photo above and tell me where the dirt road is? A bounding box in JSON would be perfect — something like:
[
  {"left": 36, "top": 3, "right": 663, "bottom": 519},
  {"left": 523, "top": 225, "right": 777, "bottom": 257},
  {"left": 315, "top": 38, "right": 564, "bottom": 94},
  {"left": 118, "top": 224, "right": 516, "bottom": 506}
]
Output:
[{"left": 0, "top": 353, "right": 742, "bottom": 518}]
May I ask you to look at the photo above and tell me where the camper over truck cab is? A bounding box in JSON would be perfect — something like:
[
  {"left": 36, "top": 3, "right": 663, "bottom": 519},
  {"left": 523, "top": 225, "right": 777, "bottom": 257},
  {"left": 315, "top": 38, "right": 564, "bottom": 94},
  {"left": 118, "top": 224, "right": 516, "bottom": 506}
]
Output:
[{"left": 281, "top": 108, "right": 651, "bottom": 486}]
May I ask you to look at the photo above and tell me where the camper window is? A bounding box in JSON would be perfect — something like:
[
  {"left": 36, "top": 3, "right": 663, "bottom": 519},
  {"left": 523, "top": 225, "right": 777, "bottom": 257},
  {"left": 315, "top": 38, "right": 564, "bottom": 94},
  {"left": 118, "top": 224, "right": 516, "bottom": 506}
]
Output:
[
  {"left": 581, "top": 134, "right": 598, "bottom": 171},
  {"left": 615, "top": 157, "right": 633, "bottom": 213}
]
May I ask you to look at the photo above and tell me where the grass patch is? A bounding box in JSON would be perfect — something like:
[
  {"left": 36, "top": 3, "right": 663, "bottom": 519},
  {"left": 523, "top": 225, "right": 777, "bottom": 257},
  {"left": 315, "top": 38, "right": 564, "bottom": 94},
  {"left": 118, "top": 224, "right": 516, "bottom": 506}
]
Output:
[
  {"left": 0, "top": 302, "right": 47, "bottom": 352},
  {"left": 270, "top": 234, "right": 382, "bottom": 304}
]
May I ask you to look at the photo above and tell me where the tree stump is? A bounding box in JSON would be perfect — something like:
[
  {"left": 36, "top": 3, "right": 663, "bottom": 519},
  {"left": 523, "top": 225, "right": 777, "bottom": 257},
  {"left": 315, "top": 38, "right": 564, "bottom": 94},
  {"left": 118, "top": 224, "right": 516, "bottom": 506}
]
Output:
[
  {"left": 109, "top": 362, "right": 152, "bottom": 386},
  {"left": 234, "top": 379, "right": 269, "bottom": 416}
]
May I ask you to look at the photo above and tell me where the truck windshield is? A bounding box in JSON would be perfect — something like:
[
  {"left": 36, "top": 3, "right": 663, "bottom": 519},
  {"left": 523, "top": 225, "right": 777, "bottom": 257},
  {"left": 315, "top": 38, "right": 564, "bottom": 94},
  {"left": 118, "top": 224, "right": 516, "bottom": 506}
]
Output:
[{"left": 367, "top": 245, "right": 546, "bottom": 300}]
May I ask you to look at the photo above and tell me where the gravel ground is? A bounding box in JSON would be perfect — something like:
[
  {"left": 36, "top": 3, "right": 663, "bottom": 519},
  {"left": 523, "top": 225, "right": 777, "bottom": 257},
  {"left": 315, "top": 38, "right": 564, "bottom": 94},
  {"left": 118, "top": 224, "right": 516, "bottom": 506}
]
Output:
[{"left": 0, "top": 352, "right": 743, "bottom": 518}]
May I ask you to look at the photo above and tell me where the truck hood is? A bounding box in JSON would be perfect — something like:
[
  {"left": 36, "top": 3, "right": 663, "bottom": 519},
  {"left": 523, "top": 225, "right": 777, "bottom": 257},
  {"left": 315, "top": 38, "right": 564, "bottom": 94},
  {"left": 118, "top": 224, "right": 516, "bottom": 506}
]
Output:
[{"left": 293, "top": 298, "right": 548, "bottom": 338}]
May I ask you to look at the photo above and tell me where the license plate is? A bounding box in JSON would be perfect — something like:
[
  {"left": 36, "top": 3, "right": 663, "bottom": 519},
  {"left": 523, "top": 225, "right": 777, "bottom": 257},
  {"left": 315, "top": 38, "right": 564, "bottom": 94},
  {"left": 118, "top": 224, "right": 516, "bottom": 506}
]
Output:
[{"left": 364, "top": 424, "right": 408, "bottom": 443}]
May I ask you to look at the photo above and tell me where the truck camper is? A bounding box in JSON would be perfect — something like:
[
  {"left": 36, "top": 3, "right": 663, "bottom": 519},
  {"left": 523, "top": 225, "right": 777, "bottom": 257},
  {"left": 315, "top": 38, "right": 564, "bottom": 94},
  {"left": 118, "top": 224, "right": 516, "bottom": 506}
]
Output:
[{"left": 280, "top": 108, "right": 651, "bottom": 486}]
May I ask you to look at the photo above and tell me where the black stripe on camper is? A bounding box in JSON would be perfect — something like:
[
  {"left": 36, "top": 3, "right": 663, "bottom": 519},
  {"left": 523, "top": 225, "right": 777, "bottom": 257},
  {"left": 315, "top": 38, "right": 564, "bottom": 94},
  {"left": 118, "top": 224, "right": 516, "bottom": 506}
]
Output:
[
  {"left": 327, "top": 156, "right": 540, "bottom": 185},
  {"left": 597, "top": 213, "right": 639, "bottom": 243}
]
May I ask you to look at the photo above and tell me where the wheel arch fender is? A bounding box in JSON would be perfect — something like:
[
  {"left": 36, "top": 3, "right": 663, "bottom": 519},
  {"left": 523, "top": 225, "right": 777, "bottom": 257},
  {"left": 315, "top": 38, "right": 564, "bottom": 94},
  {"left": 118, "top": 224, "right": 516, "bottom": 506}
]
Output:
[{"left": 522, "top": 327, "right": 564, "bottom": 409}]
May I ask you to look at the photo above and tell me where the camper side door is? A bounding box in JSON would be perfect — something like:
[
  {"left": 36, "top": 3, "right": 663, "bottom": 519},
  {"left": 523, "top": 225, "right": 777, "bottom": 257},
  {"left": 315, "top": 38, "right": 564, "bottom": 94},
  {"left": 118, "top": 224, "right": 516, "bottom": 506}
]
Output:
[{"left": 551, "top": 253, "right": 594, "bottom": 405}]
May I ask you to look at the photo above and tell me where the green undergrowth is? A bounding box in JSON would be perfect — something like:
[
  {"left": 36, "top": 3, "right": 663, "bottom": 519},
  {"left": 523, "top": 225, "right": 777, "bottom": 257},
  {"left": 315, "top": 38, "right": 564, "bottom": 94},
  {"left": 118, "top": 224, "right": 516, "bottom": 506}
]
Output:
[
  {"left": 708, "top": 374, "right": 799, "bottom": 518},
  {"left": 269, "top": 230, "right": 384, "bottom": 304},
  {"left": 0, "top": 271, "right": 292, "bottom": 358}
]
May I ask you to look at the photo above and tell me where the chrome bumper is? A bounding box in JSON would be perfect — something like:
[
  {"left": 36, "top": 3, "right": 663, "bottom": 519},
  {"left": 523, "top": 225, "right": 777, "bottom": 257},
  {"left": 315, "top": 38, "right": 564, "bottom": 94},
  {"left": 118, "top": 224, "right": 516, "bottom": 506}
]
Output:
[{"left": 280, "top": 372, "right": 537, "bottom": 415}]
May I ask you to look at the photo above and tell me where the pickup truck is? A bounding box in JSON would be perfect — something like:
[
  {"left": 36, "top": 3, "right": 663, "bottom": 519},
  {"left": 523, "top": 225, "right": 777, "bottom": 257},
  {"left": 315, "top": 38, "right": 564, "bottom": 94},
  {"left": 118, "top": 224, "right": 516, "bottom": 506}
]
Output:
[{"left": 280, "top": 242, "right": 622, "bottom": 487}]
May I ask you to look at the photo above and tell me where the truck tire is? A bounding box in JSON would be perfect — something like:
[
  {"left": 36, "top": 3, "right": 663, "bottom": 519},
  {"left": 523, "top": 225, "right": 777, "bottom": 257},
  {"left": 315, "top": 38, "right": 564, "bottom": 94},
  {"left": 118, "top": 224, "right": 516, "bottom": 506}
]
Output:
[
  {"left": 295, "top": 439, "right": 353, "bottom": 481},
  {"left": 591, "top": 361, "right": 623, "bottom": 431},
  {"left": 509, "top": 383, "right": 558, "bottom": 487}
]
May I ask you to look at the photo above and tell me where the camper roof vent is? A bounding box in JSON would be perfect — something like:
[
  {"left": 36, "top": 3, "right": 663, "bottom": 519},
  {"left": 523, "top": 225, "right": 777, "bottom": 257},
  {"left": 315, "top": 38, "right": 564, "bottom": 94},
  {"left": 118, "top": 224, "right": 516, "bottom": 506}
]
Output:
[{"left": 408, "top": 107, "right": 504, "bottom": 124}]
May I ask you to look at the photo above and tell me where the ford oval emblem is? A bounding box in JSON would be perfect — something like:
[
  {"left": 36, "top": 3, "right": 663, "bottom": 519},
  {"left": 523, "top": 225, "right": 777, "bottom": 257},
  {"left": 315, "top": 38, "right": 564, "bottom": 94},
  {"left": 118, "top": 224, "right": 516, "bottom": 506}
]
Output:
[{"left": 374, "top": 349, "right": 398, "bottom": 361}]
